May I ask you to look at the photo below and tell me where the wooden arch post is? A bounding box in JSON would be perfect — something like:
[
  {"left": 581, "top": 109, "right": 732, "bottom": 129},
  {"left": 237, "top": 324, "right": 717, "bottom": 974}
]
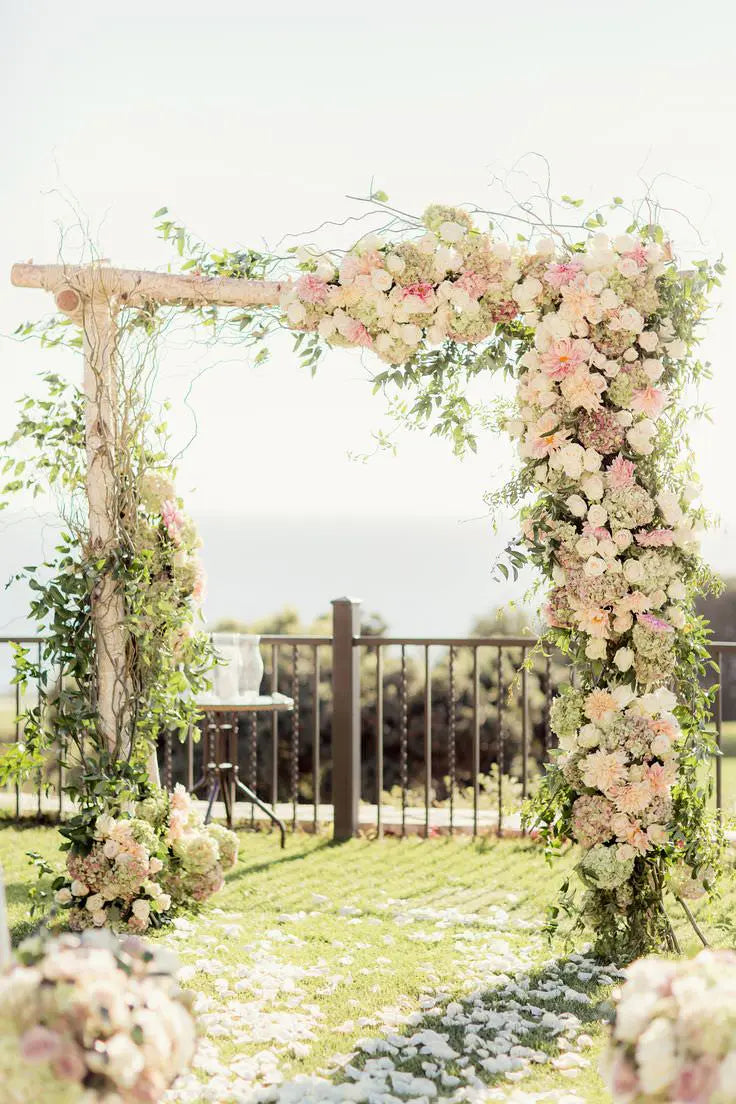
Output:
[{"left": 10, "top": 262, "right": 289, "bottom": 774}]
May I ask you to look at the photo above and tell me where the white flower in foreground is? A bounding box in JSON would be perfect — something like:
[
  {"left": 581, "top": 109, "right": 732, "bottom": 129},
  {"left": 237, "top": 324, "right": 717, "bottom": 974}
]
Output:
[{"left": 566, "top": 494, "right": 587, "bottom": 518}]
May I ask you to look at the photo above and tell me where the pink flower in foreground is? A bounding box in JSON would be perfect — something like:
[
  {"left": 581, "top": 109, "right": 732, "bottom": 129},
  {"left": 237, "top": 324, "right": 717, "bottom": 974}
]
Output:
[
  {"left": 52, "top": 1046, "right": 87, "bottom": 1082},
  {"left": 638, "top": 612, "right": 675, "bottom": 633},
  {"left": 610, "top": 1054, "right": 639, "bottom": 1097},
  {"left": 606, "top": 455, "right": 636, "bottom": 489},
  {"left": 672, "top": 1058, "right": 719, "bottom": 1104},
  {"left": 20, "top": 1026, "right": 63, "bottom": 1064},
  {"left": 539, "top": 338, "right": 589, "bottom": 381},
  {"left": 631, "top": 386, "right": 667, "bottom": 418},
  {"left": 635, "top": 528, "right": 674, "bottom": 547},
  {"left": 543, "top": 259, "right": 584, "bottom": 288},
  {"left": 580, "top": 749, "right": 628, "bottom": 793},
  {"left": 401, "top": 281, "right": 435, "bottom": 304},
  {"left": 161, "top": 500, "right": 185, "bottom": 545},
  {"left": 454, "top": 271, "right": 489, "bottom": 299},
  {"left": 295, "top": 274, "right": 329, "bottom": 304}
]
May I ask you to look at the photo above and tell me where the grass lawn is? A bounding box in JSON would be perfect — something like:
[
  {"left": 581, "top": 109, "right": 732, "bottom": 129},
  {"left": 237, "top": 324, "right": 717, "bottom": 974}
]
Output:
[{"left": 2, "top": 825, "right": 736, "bottom": 1103}]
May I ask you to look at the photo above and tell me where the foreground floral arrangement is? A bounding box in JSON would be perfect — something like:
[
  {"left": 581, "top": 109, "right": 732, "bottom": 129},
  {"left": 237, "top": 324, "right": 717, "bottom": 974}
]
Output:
[
  {"left": 0, "top": 929, "right": 197, "bottom": 1103},
  {"left": 273, "top": 203, "right": 723, "bottom": 955},
  {"left": 54, "top": 783, "right": 238, "bottom": 932},
  {"left": 603, "top": 950, "right": 736, "bottom": 1102}
]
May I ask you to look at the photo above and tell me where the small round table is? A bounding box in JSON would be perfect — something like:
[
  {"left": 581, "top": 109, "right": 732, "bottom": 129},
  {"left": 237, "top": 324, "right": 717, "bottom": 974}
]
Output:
[{"left": 193, "top": 695, "right": 294, "bottom": 847}]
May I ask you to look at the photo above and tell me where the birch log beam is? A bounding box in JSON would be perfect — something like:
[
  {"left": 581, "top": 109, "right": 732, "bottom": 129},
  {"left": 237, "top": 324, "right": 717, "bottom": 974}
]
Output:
[{"left": 10, "top": 263, "right": 289, "bottom": 309}]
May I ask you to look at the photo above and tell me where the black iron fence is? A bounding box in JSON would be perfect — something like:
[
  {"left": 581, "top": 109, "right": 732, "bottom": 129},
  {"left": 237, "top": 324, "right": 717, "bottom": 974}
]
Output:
[{"left": 1, "top": 598, "right": 733, "bottom": 838}]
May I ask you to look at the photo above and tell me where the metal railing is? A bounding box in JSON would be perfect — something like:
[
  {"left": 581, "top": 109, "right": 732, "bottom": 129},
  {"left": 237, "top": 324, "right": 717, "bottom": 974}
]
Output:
[{"left": 1, "top": 601, "right": 733, "bottom": 839}]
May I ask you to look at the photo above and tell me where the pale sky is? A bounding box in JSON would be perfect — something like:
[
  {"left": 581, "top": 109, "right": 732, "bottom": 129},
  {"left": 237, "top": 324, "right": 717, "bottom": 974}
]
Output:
[{"left": 0, "top": 1, "right": 734, "bottom": 629}]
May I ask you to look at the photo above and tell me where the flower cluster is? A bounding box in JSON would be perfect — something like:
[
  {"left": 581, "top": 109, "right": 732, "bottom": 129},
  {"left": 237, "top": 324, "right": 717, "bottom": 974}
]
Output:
[
  {"left": 279, "top": 204, "right": 537, "bottom": 364},
  {"left": 0, "top": 929, "right": 196, "bottom": 1103},
  {"left": 554, "top": 684, "right": 681, "bottom": 868},
  {"left": 56, "top": 784, "right": 238, "bottom": 932},
  {"left": 602, "top": 950, "right": 736, "bottom": 1102}
]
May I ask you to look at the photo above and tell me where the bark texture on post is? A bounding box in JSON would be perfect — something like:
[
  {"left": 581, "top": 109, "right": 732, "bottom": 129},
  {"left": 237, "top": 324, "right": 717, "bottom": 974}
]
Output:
[
  {"left": 82, "top": 295, "right": 130, "bottom": 756},
  {"left": 331, "top": 597, "right": 362, "bottom": 840}
]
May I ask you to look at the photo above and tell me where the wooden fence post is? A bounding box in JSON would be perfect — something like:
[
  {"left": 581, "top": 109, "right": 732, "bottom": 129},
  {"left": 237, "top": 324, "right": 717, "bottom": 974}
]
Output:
[{"left": 331, "top": 597, "right": 361, "bottom": 840}]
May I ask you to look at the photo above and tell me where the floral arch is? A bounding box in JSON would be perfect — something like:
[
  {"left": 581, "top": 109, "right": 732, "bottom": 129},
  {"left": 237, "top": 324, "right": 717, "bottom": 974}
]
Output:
[{"left": 5, "top": 194, "right": 724, "bottom": 958}]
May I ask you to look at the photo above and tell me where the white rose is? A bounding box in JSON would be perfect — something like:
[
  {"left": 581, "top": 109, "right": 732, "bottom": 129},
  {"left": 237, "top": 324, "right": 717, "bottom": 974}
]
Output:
[
  {"left": 674, "top": 524, "right": 699, "bottom": 550},
  {"left": 638, "top": 330, "right": 659, "bottom": 352},
  {"left": 92, "top": 910, "right": 107, "bottom": 927},
  {"left": 438, "top": 220, "right": 466, "bottom": 243},
  {"left": 668, "top": 580, "right": 687, "bottom": 600},
  {"left": 598, "top": 539, "right": 618, "bottom": 560},
  {"left": 505, "top": 418, "right": 525, "bottom": 438},
  {"left": 103, "top": 838, "right": 120, "bottom": 860},
  {"left": 558, "top": 444, "right": 585, "bottom": 480},
  {"left": 427, "top": 324, "right": 445, "bottom": 344},
  {"left": 614, "top": 233, "right": 636, "bottom": 253},
  {"left": 585, "top": 271, "right": 607, "bottom": 295},
  {"left": 656, "top": 490, "right": 683, "bottom": 526},
  {"left": 417, "top": 232, "right": 437, "bottom": 255},
  {"left": 371, "top": 268, "right": 393, "bottom": 292},
  {"left": 583, "top": 448, "right": 603, "bottom": 472},
  {"left": 666, "top": 606, "right": 686, "bottom": 629},
  {"left": 614, "top": 529, "right": 633, "bottom": 550},
  {"left": 535, "top": 236, "right": 556, "bottom": 257},
  {"left": 614, "top": 648, "right": 634, "bottom": 673},
  {"left": 622, "top": 346, "right": 639, "bottom": 362},
  {"left": 618, "top": 306, "right": 644, "bottom": 333},
  {"left": 286, "top": 301, "right": 307, "bottom": 325},
  {"left": 132, "top": 899, "right": 151, "bottom": 922},
  {"left": 434, "top": 246, "right": 461, "bottom": 274},
  {"left": 566, "top": 494, "right": 587, "bottom": 518},
  {"left": 665, "top": 338, "right": 687, "bottom": 359},
  {"left": 94, "top": 813, "right": 116, "bottom": 839},
  {"left": 400, "top": 324, "right": 422, "bottom": 347},
  {"left": 315, "top": 259, "right": 336, "bottom": 281},
  {"left": 587, "top": 504, "right": 608, "bottom": 527},
  {"left": 70, "top": 880, "right": 89, "bottom": 897},
  {"left": 317, "top": 315, "right": 337, "bottom": 339},
  {"left": 578, "top": 724, "right": 601, "bottom": 749},
  {"left": 55, "top": 888, "right": 73, "bottom": 905},
  {"left": 585, "top": 638, "right": 608, "bottom": 661},
  {"left": 375, "top": 333, "right": 392, "bottom": 355},
  {"left": 85, "top": 893, "right": 105, "bottom": 913},
  {"left": 584, "top": 556, "right": 607, "bottom": 577},
  {"left": 385, "top": 253, "right": 405, "bottom": 275},
  {"left": 599, "top": 288, "right": 620, "bottom": 311},
  {"left": 492, "top": 241, "right": 511, "bottom": 260},
  {"left": 611, "top": 684, "right": 635, "bottom": 709},
  {"left": 576, "top": 537, "right": 597, "bottom": 558},
  {"left": 580, "top": 474, "right": 604, "bottom": 501},
  {"left": 642, "top": 357, "right": 663, "bottom": 381},
  {"left": 623, "top": 559, "right": 644, "bottom": 583},
  {"left": 613, "top": 611, "right": 634, "bottom": 633},
  {"left": 617, "top": 257, "right": 640, "bottom": 278}
]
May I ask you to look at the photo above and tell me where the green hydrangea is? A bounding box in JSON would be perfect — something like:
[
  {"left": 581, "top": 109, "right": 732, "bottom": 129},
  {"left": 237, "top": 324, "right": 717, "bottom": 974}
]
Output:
[
  {"left": 578, "top": 844, "right": 635, "bottom": 890},
  {"left": 207, "top": 823, "right": 239, "bottom": 870},
  {"left": 549, "top": 688, "right": 585, "bottom": 741}
]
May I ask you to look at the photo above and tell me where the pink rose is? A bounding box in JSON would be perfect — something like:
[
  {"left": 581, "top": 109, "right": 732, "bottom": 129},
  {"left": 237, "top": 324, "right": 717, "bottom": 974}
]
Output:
[{"left": 673, "top": 1057, "right": 718, "bottom": 1103}]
